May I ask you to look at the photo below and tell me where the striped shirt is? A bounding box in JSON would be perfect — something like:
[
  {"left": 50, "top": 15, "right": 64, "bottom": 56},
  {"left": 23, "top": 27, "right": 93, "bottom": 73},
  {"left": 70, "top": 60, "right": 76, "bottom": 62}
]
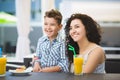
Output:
[{"left": 36, "top": 35, "right": 69, "bottom": 72}]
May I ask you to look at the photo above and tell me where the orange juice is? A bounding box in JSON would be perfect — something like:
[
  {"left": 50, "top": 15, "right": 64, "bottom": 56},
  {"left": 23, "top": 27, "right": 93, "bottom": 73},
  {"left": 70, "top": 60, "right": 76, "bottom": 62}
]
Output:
[
  {"left": 74, "top": 57, "right": 83, "bottom": 75},
  {"left": 0, "top": 57, "right": 7, "bottom": 75}
]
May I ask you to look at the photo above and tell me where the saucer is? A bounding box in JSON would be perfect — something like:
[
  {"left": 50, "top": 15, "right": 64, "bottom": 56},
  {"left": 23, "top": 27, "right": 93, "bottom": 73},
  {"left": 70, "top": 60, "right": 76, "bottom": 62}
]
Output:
[
  {"left": 0, "top": 74, "right": 5, "bottom": 77},
  {"left": 9, "top": 70, "right": 30, "bottom": 76}
]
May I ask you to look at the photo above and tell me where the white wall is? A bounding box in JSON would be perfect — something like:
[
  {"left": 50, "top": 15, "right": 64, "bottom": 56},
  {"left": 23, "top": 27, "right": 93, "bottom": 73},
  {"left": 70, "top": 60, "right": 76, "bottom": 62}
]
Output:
[{"left": 60, "top": 0, "right": 120, "bottom": 22}]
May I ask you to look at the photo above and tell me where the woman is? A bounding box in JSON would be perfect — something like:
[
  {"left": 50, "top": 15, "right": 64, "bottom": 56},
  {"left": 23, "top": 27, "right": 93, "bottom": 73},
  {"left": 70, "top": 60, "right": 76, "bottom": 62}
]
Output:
[{"left": 65, "top": 13, "right": 106, "bottom": 73}]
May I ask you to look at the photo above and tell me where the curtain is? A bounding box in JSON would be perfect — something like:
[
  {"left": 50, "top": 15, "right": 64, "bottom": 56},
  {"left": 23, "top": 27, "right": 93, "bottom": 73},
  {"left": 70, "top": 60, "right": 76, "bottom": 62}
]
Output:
[{"left": 15, "top": 0, "right": 31, "bottom": 60}]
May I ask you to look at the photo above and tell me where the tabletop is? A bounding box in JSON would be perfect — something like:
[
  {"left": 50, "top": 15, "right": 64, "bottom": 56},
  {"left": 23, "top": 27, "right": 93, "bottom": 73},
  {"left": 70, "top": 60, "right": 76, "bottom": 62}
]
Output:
[{"left": 0, "top": 72, "right": 120, "bottom": 80}]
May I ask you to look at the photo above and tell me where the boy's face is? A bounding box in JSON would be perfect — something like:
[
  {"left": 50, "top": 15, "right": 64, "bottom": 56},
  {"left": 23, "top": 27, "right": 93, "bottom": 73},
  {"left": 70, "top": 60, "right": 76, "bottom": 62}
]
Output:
[{"left": 44, "top": 17, "right": 62, "bottom": 40}]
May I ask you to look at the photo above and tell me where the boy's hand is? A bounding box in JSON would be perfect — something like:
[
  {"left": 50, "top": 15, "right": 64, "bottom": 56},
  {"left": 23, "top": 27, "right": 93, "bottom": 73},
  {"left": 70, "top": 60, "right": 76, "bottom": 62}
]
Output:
[
  {"left": 39, "top": 66, "right": 61, "bottom": 72},
  {"left": 32, "top": 56, "right": 39, "bottom": 62},
  {"left": 33, "top": 61, "right": 41, "bottom": 72}
]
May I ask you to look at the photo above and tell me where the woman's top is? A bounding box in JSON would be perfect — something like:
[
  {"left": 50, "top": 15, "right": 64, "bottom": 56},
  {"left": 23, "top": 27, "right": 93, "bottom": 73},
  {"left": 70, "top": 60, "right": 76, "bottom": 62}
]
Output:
[
  {"left": 35, "top": 35, "right": 69, "bottom": 72},
  {"left": 70, "top": 45, "right": 105, "bottom": 73},
  {"left": 81, "top": 46, "right": 105, "bottom": 73}
]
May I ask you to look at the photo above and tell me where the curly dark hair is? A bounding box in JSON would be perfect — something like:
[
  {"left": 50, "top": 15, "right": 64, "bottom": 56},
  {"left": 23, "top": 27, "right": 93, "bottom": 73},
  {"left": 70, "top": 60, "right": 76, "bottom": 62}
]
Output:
[{"left": 64, "top": 13, "right": 102, "bottom": 62}]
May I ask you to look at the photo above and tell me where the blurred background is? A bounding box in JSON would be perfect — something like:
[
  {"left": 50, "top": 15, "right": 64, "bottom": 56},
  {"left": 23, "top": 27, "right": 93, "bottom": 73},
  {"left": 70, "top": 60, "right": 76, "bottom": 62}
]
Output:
[{"left": 0, "top": 0, "right": 120, "bottom": 58}]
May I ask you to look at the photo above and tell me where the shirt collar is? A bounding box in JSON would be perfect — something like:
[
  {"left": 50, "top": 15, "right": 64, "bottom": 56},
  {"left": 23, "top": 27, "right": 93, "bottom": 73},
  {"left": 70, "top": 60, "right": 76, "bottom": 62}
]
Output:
[{"left": 43, "top": 33, "right": 63, "bottom": 43}]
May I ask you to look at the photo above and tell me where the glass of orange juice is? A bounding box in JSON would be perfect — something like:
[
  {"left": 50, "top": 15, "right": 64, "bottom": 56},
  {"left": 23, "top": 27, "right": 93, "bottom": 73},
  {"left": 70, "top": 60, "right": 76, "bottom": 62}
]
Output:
[
  {"left": 0, "top": 56, "right": 7, "bottom": 76},
  {"left": 73, "top": 56, "right": 83, "bottom": 75}
]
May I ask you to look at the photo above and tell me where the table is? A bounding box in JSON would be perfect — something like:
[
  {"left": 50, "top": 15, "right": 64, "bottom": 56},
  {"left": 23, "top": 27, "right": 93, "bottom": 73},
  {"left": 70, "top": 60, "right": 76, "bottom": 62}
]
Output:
[{"left": 0, "top": 72, "right": 120, "bottom": 80}]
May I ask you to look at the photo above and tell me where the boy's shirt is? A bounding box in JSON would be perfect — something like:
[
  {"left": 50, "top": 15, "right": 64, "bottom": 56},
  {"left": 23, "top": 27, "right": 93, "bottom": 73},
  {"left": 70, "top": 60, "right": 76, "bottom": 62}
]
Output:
[{"left": 36, "top": 34, "right": 69, "bottom": 72}]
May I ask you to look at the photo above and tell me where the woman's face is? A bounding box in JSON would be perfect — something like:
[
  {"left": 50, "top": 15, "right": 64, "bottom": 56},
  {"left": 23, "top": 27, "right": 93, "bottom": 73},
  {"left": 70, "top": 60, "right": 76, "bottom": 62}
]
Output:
[{"left": 69, "top": 19, "right": 87, "bottom": 42}]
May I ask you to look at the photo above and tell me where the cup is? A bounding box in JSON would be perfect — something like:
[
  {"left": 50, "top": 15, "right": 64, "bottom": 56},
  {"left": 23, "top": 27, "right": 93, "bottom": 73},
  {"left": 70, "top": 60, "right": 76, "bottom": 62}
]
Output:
[
  {"left": 73, "top": 56, "right": 83, "bottom": 75},
  {"left": 0, "top": 56, "right": 7, "bottom": 76}
]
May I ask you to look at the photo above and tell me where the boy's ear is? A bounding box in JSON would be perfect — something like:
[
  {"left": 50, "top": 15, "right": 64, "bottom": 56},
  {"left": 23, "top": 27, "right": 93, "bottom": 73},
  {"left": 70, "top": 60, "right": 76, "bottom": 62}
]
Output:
[{"left": 59, "top": 24, "right": 63, "bottom": 29}]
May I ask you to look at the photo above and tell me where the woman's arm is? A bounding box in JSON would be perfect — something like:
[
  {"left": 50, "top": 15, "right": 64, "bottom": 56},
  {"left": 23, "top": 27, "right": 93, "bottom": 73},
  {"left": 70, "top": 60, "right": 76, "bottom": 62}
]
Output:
[{"left": 83, "top": 47, "right": 105, "bottom": 73}]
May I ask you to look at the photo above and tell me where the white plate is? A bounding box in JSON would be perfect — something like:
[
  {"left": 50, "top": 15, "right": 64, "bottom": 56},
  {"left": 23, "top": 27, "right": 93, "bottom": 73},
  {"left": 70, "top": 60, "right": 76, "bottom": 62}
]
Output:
[
  {"left": 0, "top": 74, "right": 5, "bottom": 77},
  {"left": 9, "top": 70, "right": 30, "bottom": 76}
]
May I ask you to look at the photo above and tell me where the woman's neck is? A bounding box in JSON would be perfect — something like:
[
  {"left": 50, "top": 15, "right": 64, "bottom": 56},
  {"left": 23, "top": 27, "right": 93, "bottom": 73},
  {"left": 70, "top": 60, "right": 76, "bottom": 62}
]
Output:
[{"left": 78, "top": 39, "right": 92, "bottom": 55}]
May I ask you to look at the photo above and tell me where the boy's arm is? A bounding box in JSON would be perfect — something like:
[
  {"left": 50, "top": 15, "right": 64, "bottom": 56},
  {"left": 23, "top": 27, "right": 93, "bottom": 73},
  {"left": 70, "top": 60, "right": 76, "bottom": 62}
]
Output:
[
  {"left": 40, "top": 57, "right": 69, "bottom": 72},
  {"left": 40, "top": 42, "right": 69, "bottom": 72},
  {"left": 40, "top": 66, "right": 61, "bottom": 72},
  {"left": 57, "top": 57, "right": 69, "bottom": 72},
  {"left": 33, "top": 37, "right": 43, "bottom": 72},
  {"left": 57, "top": 42, "right": 69, "bottom": 72}
]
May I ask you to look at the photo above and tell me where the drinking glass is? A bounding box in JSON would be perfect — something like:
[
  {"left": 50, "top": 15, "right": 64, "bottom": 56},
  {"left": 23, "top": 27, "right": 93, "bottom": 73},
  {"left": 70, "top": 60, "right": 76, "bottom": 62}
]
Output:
[
  {"left": 0, "top": 56, "right": 7, "bottom": 77},
  {"left": 73, "top": 56, "right": 83, "bottom": 75}
]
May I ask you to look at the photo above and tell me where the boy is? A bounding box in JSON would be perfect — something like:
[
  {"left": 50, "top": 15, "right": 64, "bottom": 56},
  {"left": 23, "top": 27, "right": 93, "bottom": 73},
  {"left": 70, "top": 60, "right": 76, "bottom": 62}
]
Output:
[{"left": 33, "top": 9, "right": 69, "bottom": 72}]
